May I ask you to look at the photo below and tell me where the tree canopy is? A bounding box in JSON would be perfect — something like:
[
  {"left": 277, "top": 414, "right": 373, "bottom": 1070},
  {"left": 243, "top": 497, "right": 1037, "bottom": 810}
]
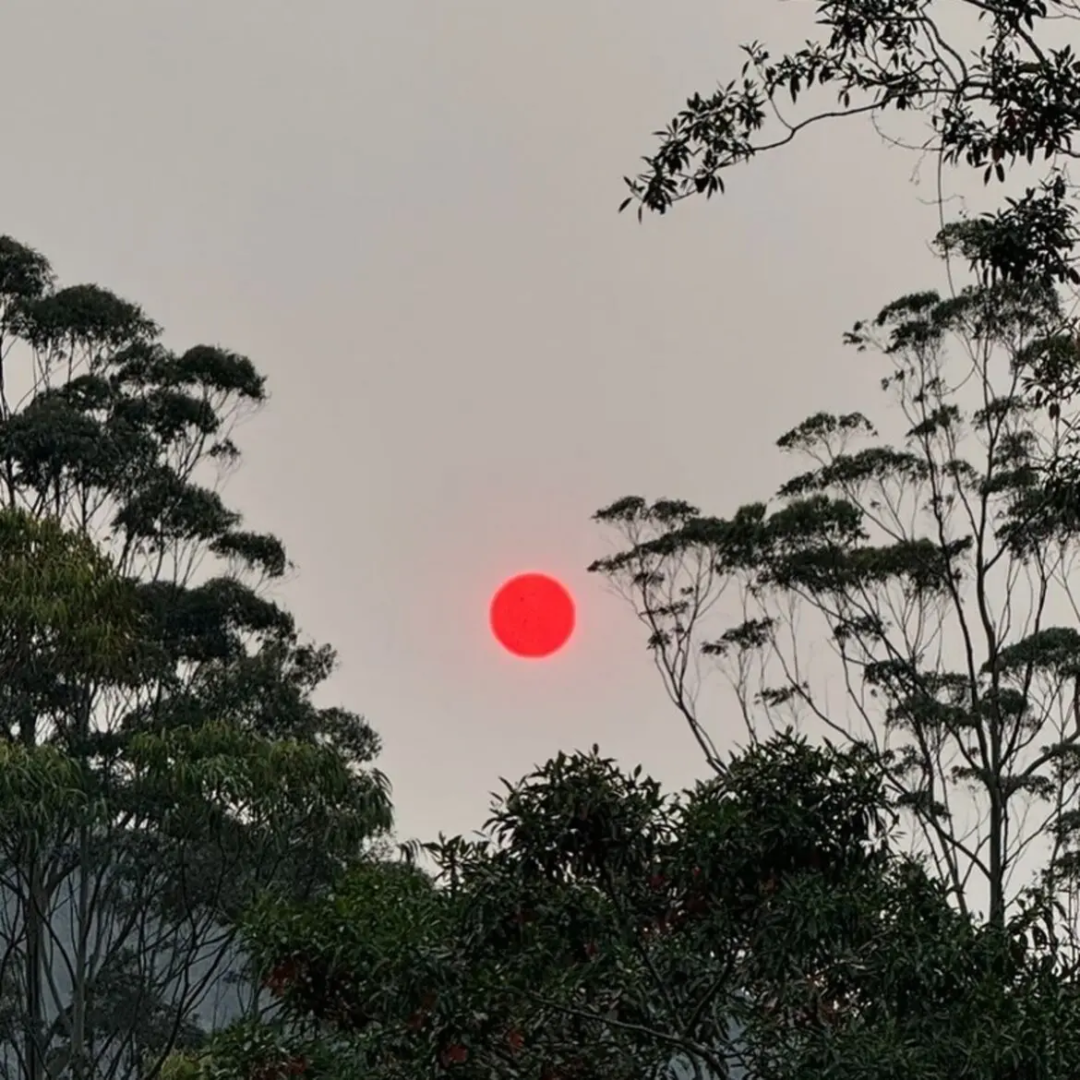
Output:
[
  {"left": 622, "top": 0, "right": 1080, "bottom": 265},
  {"left": 589, "top": 232, "right": 1080, "bottom": 963},
  {"left": 173, "top": 732, "right": 1080, "bottom": 1080},
  {"left": 621, "top": 0, "right": 1080, "bottom": 414},
  {"left": 0, "top": 235, "right": 393, "bottom": 1080}
]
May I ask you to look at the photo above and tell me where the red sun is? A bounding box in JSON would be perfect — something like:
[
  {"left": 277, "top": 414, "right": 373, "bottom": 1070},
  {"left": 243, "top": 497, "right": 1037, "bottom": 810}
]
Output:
[{"left": 490, "top": 573, "right": 575, "bottom": 659}]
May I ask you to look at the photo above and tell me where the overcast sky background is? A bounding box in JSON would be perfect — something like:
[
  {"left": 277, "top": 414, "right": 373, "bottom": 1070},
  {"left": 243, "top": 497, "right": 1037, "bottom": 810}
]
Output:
[{"left": 2, "top": 1, "right": 976, "bottom": 851}]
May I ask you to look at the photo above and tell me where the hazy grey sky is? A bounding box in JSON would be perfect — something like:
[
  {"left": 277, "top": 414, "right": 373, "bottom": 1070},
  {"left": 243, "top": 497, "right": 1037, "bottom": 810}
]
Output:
[{"left": 2, "top": 1, "right": 953, "bottom": 848}]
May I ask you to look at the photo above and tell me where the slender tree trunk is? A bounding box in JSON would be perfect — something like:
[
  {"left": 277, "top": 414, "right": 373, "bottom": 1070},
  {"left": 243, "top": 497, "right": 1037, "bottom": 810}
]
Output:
[
  {"left": 71, "top": 822, "right": 91, "bottom": 1080},
  {"left": 988, "top": 746, "right": 1006, "bottom": 931},
  {"left": 25, "top": 841, "right": 44, "bottom": 1080},
  {"left": 21, "top": 703, "right": 45, "bottom": 1080},
  {"left": 71, "top": 686, "right": 95, "bottom": 1080}
]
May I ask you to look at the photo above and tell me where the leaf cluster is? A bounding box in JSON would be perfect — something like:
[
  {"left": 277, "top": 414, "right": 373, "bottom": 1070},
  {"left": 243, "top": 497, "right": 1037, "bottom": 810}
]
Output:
[
  {"left": 191, "top": 733, "right": 1080, "bottom": 1080},
  {"left": 620, "top": 0, "right": 1080, "bottom": 372}
]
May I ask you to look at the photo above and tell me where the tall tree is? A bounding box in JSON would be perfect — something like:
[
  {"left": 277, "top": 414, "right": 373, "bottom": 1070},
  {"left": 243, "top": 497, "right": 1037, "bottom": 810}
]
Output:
[
  {"left": 171, "top": 732, "right": 1080, "bottom": 1080},
  {"left": 590, "top": 242, "right": 1080, "bottom": 941},
  {"left": 620, "top": 0, "right": 1080, "bottom": 411},
  {"left": 0, "top": 508, "right": 143, "bottom": 1080},
  {"left": 0, "top": 236, "right": 393, "bottom": 1080}
]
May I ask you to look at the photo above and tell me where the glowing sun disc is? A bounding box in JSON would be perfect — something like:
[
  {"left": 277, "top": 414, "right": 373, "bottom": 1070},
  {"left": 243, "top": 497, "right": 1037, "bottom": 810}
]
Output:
[{"left": 490, "top": 573, "right": 575, "bottom": 658}]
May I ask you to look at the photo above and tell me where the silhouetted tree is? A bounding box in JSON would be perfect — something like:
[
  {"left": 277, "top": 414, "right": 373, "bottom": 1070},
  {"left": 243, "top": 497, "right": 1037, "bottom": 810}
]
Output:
[
  {"left": 0, "top": 236, "right": 393, "bottom": 1080},
  {"left": 174, "top": 733, "right": 1080, "bottom": 1080},
  {"left": 621, "top": 0, "right": 1080, "bottom": 417},
  {"left": 590, "top": 235, "right": 1080, "bottom": 947}
]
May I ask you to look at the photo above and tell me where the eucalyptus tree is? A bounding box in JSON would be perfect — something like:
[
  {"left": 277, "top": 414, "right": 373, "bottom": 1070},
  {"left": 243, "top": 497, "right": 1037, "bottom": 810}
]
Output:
[
  {"left": 590, "top": 231, "right": 1080, "bottom": 945},
  {"left": 0, "top": 508, "right": 144, "bottom": 1080},
  {"left": 0, "top": 236, "right": 392, "bottom": 1080}
]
